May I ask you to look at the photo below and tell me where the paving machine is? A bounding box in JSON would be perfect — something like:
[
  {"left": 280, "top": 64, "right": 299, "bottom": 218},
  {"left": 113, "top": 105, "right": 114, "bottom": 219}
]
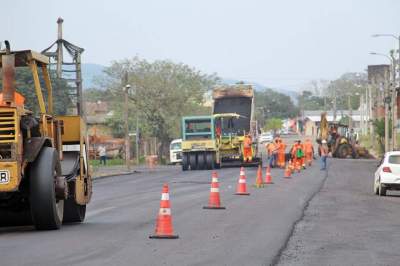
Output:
[
  {"left": 212, "top": 84, "right": 260, "bottom": 166},
  {"left": 0, "top": 42, "right": 91, "bottom": 230}
]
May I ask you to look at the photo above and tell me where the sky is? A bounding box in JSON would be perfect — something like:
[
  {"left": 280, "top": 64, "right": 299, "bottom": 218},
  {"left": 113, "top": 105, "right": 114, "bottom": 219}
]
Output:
[{"left": 3, "top": 0, "right": 399, "bottom": 91}]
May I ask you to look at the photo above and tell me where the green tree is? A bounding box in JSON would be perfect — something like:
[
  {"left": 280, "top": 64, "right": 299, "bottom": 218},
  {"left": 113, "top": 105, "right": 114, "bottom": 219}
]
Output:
[
  {"left": 264, "top": 118, "right": 283, "bottom": 134},
  {"left": 103, "top": 57, "right": 218, "bottom": 157},
  {"left": 298, "top": 90, "right": 325, "bottom": 110},
  {"left": 373, "top": 118, "right": 392, "bottom": 152},
  {"left": 255, "top": 89, "right": 298, "bottom": 122}
]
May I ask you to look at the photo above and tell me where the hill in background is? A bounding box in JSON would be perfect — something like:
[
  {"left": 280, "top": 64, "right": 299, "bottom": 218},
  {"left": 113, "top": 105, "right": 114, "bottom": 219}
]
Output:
[{"left": 81, "top": 64, "right": 298, "bottom": 102}]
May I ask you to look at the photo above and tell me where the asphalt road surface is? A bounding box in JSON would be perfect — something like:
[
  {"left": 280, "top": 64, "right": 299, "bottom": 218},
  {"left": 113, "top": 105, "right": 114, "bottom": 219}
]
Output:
[
  {"left": 278, "top": 158, "right": 400, "bottom": 266},
  {"left": 1, "top": 138, "right": 393, "bottom": 266}
]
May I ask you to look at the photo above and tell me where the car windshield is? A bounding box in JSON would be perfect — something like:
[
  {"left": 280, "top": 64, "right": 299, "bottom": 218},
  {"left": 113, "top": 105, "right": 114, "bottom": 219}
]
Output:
[
  {"left": 170, "top": 142, "right": 181, "bottom": 150},
  {"left": 388, "top": 155, "right": 400, "bottom": 164}
]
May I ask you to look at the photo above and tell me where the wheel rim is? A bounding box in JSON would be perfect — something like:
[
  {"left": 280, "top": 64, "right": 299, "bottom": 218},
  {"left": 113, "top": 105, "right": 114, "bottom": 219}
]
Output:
[{"left": 53, "top": 170, "right": 64, "bottom": 222}]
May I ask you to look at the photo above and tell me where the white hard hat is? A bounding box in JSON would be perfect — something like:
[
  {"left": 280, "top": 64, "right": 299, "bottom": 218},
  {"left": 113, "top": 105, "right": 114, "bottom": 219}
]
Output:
[{"left": 321, "top": 140, "right": 327, "bottom": 144}]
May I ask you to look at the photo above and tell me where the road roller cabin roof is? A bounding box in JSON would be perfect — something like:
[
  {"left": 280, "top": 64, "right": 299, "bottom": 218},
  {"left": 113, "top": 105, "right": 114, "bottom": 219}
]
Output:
[{"left": 0, "top": 50, "right": 49, "bottom": 67}]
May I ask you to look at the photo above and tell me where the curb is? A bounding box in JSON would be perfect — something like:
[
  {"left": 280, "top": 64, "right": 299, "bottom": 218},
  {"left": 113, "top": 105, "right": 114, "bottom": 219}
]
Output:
[{"left": 92, "top": 170, "right": 140, "bottom": 180}]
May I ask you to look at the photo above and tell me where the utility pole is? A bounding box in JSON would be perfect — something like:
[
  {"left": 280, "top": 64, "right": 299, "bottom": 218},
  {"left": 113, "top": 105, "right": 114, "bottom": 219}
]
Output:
[
  {"left": 123, "top": 73, "right": 131, "bottom": 170},
  {"left": 348, "top": 94, "right": 352, "bottom": 131},
  {"left": 384, "top": 81, "right": 390, "bottom": 153},
  {"left": 136, "top": 105, "right": 140, "bottom": 166},
  {"left": 360, "top": 94, "right": 364, "bottom": 135},
  {"left": 333, "top": 87, "right": 337, "bottom": 122},
  {"left": 390, "top": 50, "right": 397, "bottom": 150}
]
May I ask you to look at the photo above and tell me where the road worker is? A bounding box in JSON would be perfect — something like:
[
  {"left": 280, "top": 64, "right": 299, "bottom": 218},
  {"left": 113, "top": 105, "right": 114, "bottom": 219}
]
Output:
[
  {"left": 304, "top": 138, "right": 314, "bottom": 166},
  {"left": 267, "top": 139, "right": 279, "bottom": 168},
  {"left": 277, "top": 137, "right": 286, "bottom": 168},
  {"left": 319, "top": 139, "right": 329, "bottom": 170},
  {"left": 291, "top": 140, "right": 304, "bottom": 171},
  {"left": 243, "top": 133, "right": 253, "bottom": 162}
]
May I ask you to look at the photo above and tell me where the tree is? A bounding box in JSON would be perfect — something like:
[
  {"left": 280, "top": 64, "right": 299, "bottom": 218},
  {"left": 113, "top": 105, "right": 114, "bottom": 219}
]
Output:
[
  {"left": 264, "top": 118, "right": 283, "bottom": 134},
  {"left": 102, "top": 57, "right": 218, "bottom": 157},
  {"left": 324, "top": 72, "right": 367, "bottom": 110},
  {"left": 254, "top": 89, "right": 298, "bottom": 122},
  {"left": 298, "top": 90, "right": 325, "bottom": 111}
]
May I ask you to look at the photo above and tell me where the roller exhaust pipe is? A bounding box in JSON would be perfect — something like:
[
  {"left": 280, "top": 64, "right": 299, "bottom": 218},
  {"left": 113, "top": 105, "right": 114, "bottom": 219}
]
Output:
[{"left": 1, "top": 40, "right": 15, "bottom": 105}]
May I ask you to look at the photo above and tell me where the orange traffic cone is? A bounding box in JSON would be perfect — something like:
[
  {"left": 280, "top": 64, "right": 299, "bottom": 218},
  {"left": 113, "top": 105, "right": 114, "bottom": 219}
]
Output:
[
  {"left": 254, "top": 165, "right": 264, "bottom": 188},
  {"left": 235, "top": 167, "right": 250, "bottom": 195},
  {"left": 284, "top": 163, "right": 291, "bottom": 178},
  {"left": 264, "top": 166, "right": 274, "bottom": 184},
  {"left": 203, "top": 172, "right": 226, "bottom": 209},
  {"left": 149, "top": 184, "right": 179, "bottom": 239}
]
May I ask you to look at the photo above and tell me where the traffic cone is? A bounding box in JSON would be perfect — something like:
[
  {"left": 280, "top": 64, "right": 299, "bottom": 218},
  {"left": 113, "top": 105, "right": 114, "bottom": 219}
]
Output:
[
  {"left": 284, "top": 163, "right": 292, "bottom": 178},
  {"left": 264, "top": 166, "right": 274, "bottom": 184},
  {"left": 254, "top": 164, "right": 264, "bottom": 188},
  {"left": 203, "top": 172, "right": 226, "bottom": 209},
  {"left": 235, "top": 167, "right": 250, "bottom": 195},
  {"left": 149, "top": 184, "right": 179, "bottom": 239}
]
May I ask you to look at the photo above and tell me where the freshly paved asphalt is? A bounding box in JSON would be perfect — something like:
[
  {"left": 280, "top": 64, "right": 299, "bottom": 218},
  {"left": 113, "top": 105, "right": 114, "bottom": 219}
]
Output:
[
  {"left": 0, "top": 142, "right": 327, "bottom": 266},
  {"left": 2, "top": 138, "right": 391, "bottom": 266}
]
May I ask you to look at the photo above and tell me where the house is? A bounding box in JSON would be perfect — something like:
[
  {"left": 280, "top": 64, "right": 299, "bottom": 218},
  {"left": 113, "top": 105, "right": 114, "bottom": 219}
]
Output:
[
  {"left": 85, "top": 101, "right": 124, "bottom": 158},
  {"left": 302, "top": 110, "right": 361, "bottom": 137}
]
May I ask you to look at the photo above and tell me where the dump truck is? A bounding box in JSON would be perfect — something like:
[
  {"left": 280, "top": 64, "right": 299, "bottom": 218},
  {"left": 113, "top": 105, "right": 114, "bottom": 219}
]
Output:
[
  {"left": 181, "top": 84, "right": 261, "bottom": 170},
  {"left": 212, "top": 84, "right": 260, "bottom": 166},
  {"left": 0, "top": 42, "right": 91, "bottom": 230}
]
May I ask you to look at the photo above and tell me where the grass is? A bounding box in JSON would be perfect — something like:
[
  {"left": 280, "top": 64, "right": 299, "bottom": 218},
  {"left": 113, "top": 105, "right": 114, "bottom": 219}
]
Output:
[
  {"left": 359, "top": 133, "right": 383, "bottom": 157},
  {"left": 90, "top": 158, "right": 125, "bottom": 168}
]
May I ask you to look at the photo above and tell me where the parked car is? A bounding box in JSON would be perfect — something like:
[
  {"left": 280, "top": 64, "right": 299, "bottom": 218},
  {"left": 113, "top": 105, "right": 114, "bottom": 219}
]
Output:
[
  {"left": 169, "top": 139, "right": 182, "bottom": 164},
  {"left": 374, "top": 151, "right": 400, "bottom": 196},
  {"left": 258, "top": 132, "right": 274, "bottom": 144}
]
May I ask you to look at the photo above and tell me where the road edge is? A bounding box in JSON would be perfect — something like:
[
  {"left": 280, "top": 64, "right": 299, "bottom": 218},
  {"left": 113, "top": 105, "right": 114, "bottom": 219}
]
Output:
[{"left": 271, "top": 167, "right": 330, "bottom": 266}]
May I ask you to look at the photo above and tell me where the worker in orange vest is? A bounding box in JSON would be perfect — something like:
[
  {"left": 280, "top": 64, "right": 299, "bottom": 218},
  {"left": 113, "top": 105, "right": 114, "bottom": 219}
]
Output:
[
  {"left": 291, "top": 140, "right": 304, "bottom": 171},
  {"left": 277, "top": 137, "right": 286, "bottom": 168},
  {"left": 243, "top": 133, "right": 253, "bottom": 162},
  {"left": 267, "top": 139, "right": 279, "bottom": 168},
  {"left": 304, "top": 138, "right": 314, "bottom": 166}
]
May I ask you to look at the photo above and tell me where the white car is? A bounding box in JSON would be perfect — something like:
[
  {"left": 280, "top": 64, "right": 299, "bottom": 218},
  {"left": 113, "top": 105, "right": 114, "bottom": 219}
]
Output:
[
  {"left": 169, "top": 139, "right": 182, "bottom": 164},
  {"left": 374, "top": 151, "right": 400, "bottom": 196},
  {"left": 258, "top": 132, "right": 274, "bottom": 144}
]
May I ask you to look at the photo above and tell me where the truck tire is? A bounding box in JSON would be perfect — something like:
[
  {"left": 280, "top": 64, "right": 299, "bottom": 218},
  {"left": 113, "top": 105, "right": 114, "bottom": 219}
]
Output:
[
  {"left": 205, "top": 152, "right": 214, "bottom": 170},
  {"left": 197, "top": 152, "right": 205, "bottom": 170},
  {"left": 63, "top": 196, "right": 86, "bottom": 223},
  {"left": 337, "top": 144, "right": 351, "bottom": 158},
  {"left": 182, "top": 153, "right": 189, "bottom": 171},
  {"left": 189, "top": 153, "right": 197, "bottom": 170},
  {"left": 30, "top": 147, "right": 64, "bottom": 230}
]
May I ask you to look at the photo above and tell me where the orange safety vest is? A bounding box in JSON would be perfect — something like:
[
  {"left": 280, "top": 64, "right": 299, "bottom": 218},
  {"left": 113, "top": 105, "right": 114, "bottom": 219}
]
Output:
[
  {"left": 244, "top": 136, "right": 252, "bottom": 148},
  {"left": 304, "top": 141, "right": 313, "bottom": 153}
]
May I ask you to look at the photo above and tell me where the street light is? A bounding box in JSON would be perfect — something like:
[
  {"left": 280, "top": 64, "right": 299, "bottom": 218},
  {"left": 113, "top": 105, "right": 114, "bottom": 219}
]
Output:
[
  {"left": 124, "top": 84, "right": 131, "bottom": 170},
  {"left": 372, "top": 34, "right": 400, "bottom": 150},
  {"left": 370, "top": 51, "right": 397, "bottom": 151}
]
